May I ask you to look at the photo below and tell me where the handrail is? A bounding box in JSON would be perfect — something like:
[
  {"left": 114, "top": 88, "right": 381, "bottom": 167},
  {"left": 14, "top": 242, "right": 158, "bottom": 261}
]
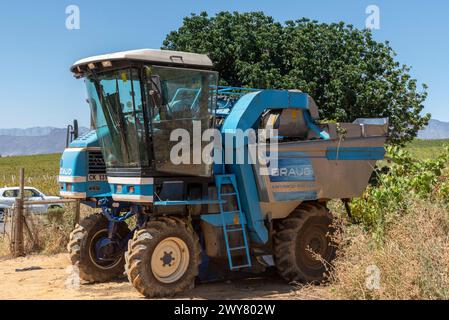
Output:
[{"left": 217, "top": 86, "right": 260, "bottom": 96}]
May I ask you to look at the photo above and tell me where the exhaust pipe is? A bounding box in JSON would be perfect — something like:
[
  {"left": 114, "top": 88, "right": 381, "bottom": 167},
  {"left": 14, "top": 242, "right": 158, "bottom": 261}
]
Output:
[{"left": 66, "top": 119, "right": 79, "bottom": 147}]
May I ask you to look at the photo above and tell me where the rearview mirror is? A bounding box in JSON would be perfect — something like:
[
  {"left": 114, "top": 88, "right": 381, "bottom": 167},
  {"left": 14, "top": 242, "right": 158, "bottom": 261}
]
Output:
[{"left": 145, "top": 73, "right": 161, "bottom": 105}]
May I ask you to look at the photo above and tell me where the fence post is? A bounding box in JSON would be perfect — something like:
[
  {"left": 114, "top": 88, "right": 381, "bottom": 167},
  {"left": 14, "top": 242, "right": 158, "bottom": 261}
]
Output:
[
  {"left": 74, "top": 199, "right": 80, "bottom": 227},
  {"left": 13, "top": 168, "right": 25, "bottom": 257}
]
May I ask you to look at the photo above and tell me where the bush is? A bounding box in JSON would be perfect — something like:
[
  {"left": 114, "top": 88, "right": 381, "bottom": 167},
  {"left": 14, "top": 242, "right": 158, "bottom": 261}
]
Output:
[
  {"left": 325, "top": 145, "right": 449, "bottom": 299},
  {"left": 350, "top": 145, "right": 449, "bottom": 240},
  {"left": 27, "top": 205, "right": 83, "bottom": 254},
  {"left": 0, "top": 205, "right": 80, "bottom": 256}
]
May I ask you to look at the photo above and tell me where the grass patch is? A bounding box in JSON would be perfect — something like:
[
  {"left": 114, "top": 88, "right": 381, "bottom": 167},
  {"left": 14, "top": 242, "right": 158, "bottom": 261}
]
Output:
[
  {"left": 329, "top": 200, "right": 449, "bottom": 299},
  {"left": 0, "top": 153, "right": 60, "bottom": 195},
  {"left": 405, "top": 139, "right": 449, "bottom": 160}
]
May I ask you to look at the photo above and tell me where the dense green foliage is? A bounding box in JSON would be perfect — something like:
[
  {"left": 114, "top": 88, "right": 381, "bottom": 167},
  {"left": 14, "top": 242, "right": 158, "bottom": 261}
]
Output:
[
  {"left": 350, "top": 145, "right": 449, "bottom": 240},
  {"left": 163, "top": 11, "right": 430, "bottom": 144}
]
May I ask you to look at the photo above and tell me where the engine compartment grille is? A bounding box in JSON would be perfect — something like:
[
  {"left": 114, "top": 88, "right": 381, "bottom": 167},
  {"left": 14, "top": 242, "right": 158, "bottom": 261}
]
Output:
[{"left": 88, "top": 151, "right": 106, "bottom": 174}]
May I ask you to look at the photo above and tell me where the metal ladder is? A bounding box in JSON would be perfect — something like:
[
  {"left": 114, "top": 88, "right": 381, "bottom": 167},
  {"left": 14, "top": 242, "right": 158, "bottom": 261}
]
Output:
[{"left": 215, "top": 174, "right": 252, "bottom": 270}]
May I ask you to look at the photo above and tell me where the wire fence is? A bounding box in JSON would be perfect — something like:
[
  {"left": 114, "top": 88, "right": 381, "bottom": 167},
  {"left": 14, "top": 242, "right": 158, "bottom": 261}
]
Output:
[{"left": 3, "top": 168, "right": 81, "bottom": 257}]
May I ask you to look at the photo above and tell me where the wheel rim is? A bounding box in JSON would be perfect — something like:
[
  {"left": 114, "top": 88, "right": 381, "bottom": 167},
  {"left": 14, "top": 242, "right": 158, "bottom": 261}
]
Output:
[
  {"left": 88, "top": 229, "right": 123, "bottom": 270},
  {"left": 151, "top": 237, "right": 190, "bottom": 284},
  {"left": 299, "top": 224, "right": 330, "bottom": 270}
]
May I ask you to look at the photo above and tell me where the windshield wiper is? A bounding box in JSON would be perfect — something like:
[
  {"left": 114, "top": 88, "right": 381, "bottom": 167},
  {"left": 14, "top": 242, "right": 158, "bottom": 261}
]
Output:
[
  {"left": 113, "top": 77, "right": 132, "bottom": 160},
  {"left": 91, "top": 71, "right": 131, "bottom": 160}
]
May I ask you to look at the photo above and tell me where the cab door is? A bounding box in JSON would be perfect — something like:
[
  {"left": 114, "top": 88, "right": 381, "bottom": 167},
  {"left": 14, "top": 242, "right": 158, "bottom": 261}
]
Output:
[{"left": 148, "top": 66, "right": 218, "bottom": 177}]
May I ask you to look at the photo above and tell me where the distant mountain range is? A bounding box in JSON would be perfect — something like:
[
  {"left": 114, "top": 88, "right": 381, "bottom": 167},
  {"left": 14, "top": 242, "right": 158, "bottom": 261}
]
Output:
[
  {"left": 0, "top": 127, "right": 88, "bottom": 157},
  {"left": 0, "top": 119, "right": 447, "bottom": 156},
  {"left": 0, "top": 127, "right": 61, "bottom": 137},
  {"left": 417, "top": 119, "right": 449, "bottom": 140}
]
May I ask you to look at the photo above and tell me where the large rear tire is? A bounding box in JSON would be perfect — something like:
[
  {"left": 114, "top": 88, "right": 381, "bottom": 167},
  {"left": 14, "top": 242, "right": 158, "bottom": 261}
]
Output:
[
  {"left": 274, "top": 202, "right": 337, "bottom": 283},
  {"left": 125, "top": 217, "right": 201, "bottom": 298},
  {"left": 68, "top": 213, "right": 130, "bottom": 283}
]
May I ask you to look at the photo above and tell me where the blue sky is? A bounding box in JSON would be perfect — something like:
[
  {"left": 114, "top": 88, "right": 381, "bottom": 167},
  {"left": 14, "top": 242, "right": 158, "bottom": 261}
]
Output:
[{"left": 0, "top": 0, "right": 448, "bottom": 128}]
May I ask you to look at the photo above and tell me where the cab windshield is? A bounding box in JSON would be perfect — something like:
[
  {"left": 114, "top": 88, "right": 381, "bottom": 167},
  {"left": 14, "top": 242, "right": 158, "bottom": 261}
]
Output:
[{"left": 86, "top": 68, "right": 148, "bottom": 167}]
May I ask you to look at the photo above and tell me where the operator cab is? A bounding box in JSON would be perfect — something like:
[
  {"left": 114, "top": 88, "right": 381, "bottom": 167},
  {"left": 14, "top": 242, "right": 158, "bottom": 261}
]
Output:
[{"left": 71, "top": 49, "right": 218, "bottom": 179}]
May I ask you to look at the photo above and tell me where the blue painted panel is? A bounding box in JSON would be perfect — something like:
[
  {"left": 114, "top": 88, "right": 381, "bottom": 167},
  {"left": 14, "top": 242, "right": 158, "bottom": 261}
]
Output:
[
  {"left": 60, "top": 180, "right": 111, "bottom": 197},
  {"left": 69, "top": 130, "right": 101, "bottom": 148},
  {"left": 60, "top": 150, "right": 87, "bottom": 177},
  {"left": 273, "top": 191, "right": 318, "bottom": 201},
  {"left": 231, "top": 162, "right": 267, "bottom": 242},
  {"left": 86, "top": 181, "right": 110, "bottom": 197},
  {"left": 222, "top": 90, "right": 309, "bottom": 134},
  {"left": 60, "top": 181, "right": 86, "bottom": 193},
  {"left": 222, "top": 90, "right": 312, "bottom": 244},
  {"left": 213, "top": 163, "right": 223, "bottom": 175},
  {"left": 303, "top": 109, "right": 330, "bottom": 140},
  {"left": 326, "top": 147, "right": 386, "bottom": 160},
  {"left": 201, "top": 212, "right": 247, "bottom": 227},
  {"left": 60, "top": 145, "right": 112, "bottom": 198},
  {"left": 111, "top": 183, "right": 153, "bottom": 196}
]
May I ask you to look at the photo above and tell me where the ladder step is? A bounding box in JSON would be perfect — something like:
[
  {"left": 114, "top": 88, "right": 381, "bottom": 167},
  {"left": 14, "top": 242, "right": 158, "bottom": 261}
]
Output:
[
  {"left": 216, "top": 174, "right": 252, "bottom": 271},
  {"left": 222, "top": 210, "right": 241, "bottom": 215},
  {"left": 217, "top": 178, "right": 235, "bottom": 185},
  {"left": 221, "top": 192, "right": 237, "bottom": 196},
  {"left": 230, "top": 264, "right": 252, "bottom": 270},
  {"left": 229, "top": 246, "right": 246, "bottom": 251}
]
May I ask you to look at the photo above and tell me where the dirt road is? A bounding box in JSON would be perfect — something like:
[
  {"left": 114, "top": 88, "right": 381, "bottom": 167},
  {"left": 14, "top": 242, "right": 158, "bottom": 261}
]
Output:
[{"left": 0, "top": 253, "right": 328, "bottom": 300}]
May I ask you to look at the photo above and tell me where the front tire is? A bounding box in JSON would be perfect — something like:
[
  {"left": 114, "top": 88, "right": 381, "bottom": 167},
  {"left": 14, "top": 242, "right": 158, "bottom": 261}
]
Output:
[
  {"left": 125, "top": 217, "right": 201, "bottom": 298},
  {"left": 274, "top": 202, "right": 337, "bottom": 283},
  {"left": 67, "top": 213, "right": 130, "bottom": 283}
]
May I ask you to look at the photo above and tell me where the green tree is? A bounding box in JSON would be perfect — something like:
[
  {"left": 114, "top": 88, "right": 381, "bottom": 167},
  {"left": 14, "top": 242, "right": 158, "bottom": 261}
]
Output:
[{"left": 163, "top": 11, "right": 429, "bottom": 145}]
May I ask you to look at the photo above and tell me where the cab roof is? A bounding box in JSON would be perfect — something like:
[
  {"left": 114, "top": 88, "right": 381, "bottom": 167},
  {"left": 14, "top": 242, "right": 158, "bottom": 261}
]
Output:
[{"left": 71, "top": 49, "right": 214, "bottom": 77}]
